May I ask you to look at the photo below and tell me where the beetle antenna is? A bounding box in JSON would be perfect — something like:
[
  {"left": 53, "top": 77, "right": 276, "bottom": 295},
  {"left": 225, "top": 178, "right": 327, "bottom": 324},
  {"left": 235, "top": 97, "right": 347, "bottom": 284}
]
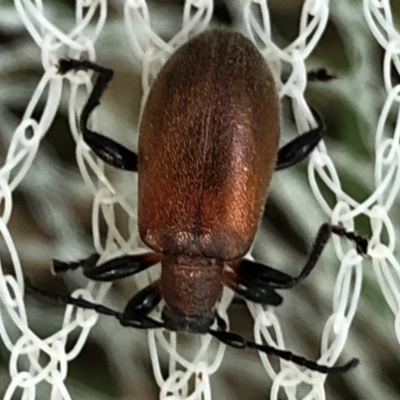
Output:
[
  {"left": 25, "top": 279, "right": 164, "bottom": 330},
  {"left": 208, "top": 328, "right": 359, "bottom": 374}
]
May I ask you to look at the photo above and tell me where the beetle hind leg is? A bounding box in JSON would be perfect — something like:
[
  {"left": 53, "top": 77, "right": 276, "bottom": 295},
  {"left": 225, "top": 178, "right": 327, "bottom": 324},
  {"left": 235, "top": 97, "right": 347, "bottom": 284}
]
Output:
[
  {"left": 58, "top": 59, "right": 138, "bottom": 171},
  {"left": 272, "top": 223, "right": 368, "bottom": 289},
  {"left": 226, "top": 223, "right": 368, "bottom": 296}
]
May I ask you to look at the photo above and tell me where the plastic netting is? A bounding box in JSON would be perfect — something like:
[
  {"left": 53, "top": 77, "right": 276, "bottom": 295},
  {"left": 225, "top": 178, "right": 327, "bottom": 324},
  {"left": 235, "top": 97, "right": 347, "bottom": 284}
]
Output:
[{"left": 0, "top": 0, "right": 400, "bottom": 399}]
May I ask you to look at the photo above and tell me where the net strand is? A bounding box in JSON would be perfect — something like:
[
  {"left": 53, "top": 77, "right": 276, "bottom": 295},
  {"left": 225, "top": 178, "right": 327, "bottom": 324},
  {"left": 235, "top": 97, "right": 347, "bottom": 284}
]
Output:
[{"left": 1, "top": 0, "right": 399, "bottom": 399}]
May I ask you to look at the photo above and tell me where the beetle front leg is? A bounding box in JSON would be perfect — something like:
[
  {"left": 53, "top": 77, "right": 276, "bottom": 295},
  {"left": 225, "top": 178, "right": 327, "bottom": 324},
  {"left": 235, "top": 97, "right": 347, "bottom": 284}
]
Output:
[
  {"left": 123, "top": 280, "right": 162, "bottom": 317},
  {"left": 53, "top": 252, "right": 161, "bottom": 282},
  {"left": 58, "top": 59, "right": 138, "bottom": 171}
]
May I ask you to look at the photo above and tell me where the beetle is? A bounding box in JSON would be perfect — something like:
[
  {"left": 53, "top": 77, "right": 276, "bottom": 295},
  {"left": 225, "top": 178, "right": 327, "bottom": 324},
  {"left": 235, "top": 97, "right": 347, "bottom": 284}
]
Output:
[{"left": 27, "top": 29, "right": 368, "bottom": 374}]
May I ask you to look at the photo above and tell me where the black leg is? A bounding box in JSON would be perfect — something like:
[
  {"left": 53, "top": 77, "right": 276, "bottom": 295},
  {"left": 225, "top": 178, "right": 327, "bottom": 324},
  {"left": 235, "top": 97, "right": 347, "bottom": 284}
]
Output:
[
  {"left": 53, "top": 252, "right": 161, "bottom": 282},
  {"left": 222, "top": 270, "right": 283, "bottom": 306},
  {"left": 123, "top": 281, "right": 162, "bottom": 317},
  {"left": 58, "top": 59, "right": 138, "bottom": 171},
  {"left": 52, "top": 253, "right": 100, "bottom": 274},
  {"left": 307, "top": 68, "right": 336, "bottom": 82},
  {"left": 209, "top": 328, "right": 358, "bottom": 374},
  {"left": 276, "top": 109, "right": 325, "bottom": 171},
  {"left": 25, "top": 278, "right": 163, "bottom": 329},
  {"left": 227, "top": 223, "right": 368, "bottom": 297}
]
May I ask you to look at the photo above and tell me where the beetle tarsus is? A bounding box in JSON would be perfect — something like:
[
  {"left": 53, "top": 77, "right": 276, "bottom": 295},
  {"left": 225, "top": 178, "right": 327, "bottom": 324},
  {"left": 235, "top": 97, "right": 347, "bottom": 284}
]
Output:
[
  {"left": 52, "top": 259, "right": 81, "bottom": 274},
  {"left": 307, "top": 68, "right": 336, "bottom": 82},
  {"left": 330, "top": 225, "right": 369, "bottom": 255},
  {"left": 52, "top": 253, "right": 100, "bottom": 275}
]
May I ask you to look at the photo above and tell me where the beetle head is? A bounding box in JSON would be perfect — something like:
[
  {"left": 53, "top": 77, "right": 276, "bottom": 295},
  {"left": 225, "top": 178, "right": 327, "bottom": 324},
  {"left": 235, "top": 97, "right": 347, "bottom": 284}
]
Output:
[{"left": 162, "top": 307, "right": 214, "bottom": 333}]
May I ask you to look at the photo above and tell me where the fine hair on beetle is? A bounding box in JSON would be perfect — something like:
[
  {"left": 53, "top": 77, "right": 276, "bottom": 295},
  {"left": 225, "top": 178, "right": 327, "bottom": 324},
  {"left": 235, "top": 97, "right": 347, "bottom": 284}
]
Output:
[{"left": 26, "top": 29, "right": 369, "bottom": 375}]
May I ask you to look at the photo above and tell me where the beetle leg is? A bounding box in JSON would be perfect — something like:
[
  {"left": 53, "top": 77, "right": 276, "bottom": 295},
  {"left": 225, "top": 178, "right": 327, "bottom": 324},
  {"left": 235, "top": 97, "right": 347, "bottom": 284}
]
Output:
[
  {"left": 276, "top": 109, "right": 325, "bottom": 171},
  {"left": 123, "top": 280, "right": 162, "bottom": 317},
  {"left": 272, "top": 223, "right": 368, "bottom": 289},
  {"left": 53, "top": 252, "right": 161, "bottom": 282},
  {"left": 209, "top": 328, "right": 358, "bottom": 374},
  {"left": 222, "top": 269, "right": 283, "bottom": 306},
  {"left": 25, "top": 278, "right": 163, "bottom": 329},
  {"left": 58, "top": 59, "right": 138, "bottom": 171},
  {"left": 225, "top": 259, "right": 293, "bottom": 304},
  {"left": 229, "top": 259, "right": 294, "bottom": 287},
  {"left": 307, "top": 68, "right": 336, "bottom": 82},
  {"left": 229, "top": 223, "right": 368, "bottom": 291},
  {"left": 52, "top": 253, "right": 100, "bottom": 274}
]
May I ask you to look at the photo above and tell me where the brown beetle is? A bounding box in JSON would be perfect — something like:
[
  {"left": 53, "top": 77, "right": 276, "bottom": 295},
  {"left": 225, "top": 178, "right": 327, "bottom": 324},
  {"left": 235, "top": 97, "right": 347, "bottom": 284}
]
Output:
[{"left": 28, "top": 30, "right": 368, "bottom": 374}]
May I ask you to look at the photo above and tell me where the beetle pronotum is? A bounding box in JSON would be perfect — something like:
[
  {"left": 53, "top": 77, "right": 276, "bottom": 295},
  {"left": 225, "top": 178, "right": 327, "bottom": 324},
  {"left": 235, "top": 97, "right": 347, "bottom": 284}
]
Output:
[{"left": 27, "top": 30, "right": 368, "bottom": 374}]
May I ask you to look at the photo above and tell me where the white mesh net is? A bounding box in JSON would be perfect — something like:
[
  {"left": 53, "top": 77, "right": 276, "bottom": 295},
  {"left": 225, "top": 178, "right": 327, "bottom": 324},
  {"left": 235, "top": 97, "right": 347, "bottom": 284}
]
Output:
[{"left": 1, "top": 0, "right": 400, "bottom": 399}]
